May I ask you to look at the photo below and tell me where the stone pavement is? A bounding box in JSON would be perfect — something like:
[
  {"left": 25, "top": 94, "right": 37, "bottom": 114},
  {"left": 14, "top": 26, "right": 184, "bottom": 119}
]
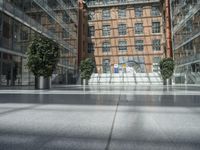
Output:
[{"left": 0, "top": 85, "right": 200, "bottom": 150}]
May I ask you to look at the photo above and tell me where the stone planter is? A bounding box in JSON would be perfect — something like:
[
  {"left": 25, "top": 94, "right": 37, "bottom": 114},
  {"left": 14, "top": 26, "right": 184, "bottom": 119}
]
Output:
[{"left": 35, "top": 76, "right": 51, "bottom": 89}]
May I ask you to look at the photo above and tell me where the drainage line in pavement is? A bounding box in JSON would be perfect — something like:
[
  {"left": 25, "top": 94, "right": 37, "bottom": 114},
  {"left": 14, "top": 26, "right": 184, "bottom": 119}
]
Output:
[{"left": 105, "top": 94, "right": 121, "bottom": 150}]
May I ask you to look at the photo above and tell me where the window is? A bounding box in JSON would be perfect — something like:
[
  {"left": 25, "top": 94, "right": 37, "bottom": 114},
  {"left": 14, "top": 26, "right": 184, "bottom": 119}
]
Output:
[
  {"left": 135, "top": 40, "right": 144, "bottom": 51},
  {"left": 118, "top": 6, "right": 126, "bottom": 18},
  {"left": 119, "top": 56, "right": 127, "bottom": 64},
  {"left": 118, "top": 24, "right": 126, "bottom": 35},
  {"left": 118, "top": 40, "right": 127, "bottom": 51},
  {"left": 152, "top": 39, "right": 161, "bottom": 51},
  {"left": 102, "top": 42, "right": 110, "bottom": 52},
  {"left": 103, "top": 59, "right": 110, "bottom": 73},
  {"left": 127, "top": 56, "right": 146, "bottom": 73},
  {"left": 135, "top": 23, "right": 143, "bottom": 34},
  {"left": 151, "top": 6, "right": 160, "bottom": 16},
  {"left": 88, "top": 10, "right": 95, "bottom": 20},
  {"left": 152, "top": 22, "right": 160, "bottom": 33},
  {"left": 102, "top": 9, "right": 110, "bottom": 19},
  {"left": 135, "top": 7, "right": 143, "bottom": 17},
  {"left": 88, "top": 26, "right": 95, "bottom": 37},
  {"left": 153, "top": 57, "right": 161, "bottom": 72},
  {"left": 102, "top": 25, "right": 110, "bottom": 36},
  {"left": 88, "top": 43, "right": 94, "bottom": 53}
]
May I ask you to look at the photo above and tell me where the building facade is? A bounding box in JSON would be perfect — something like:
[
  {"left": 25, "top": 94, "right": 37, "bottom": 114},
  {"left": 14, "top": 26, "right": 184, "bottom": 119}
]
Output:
[
  {"left": 86, "top": 0, "right": 165, "bottom": 74},
  {"left": 171, "top": 0, "right": 200, "bottom": 84},
  {"left": 0, "top": 0, "right": 79, "bottom": 86}
]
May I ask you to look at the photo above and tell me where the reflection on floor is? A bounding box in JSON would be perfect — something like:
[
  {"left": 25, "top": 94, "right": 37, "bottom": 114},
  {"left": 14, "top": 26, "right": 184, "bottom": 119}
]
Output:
[{"left": 0, "top": 85, "right": 200, "bottom": 150}]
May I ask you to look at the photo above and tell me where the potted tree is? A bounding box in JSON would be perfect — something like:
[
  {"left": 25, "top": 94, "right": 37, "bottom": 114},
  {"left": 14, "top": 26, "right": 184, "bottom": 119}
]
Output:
[
  {"left": 80, "top": 58, "right": 95, "bottom": 85},
  {"left": 159, "top": 57, "right": 175, "bottom": 85},
  {"left": 27, "top": 36, "right": 59, "bottom": 89}
]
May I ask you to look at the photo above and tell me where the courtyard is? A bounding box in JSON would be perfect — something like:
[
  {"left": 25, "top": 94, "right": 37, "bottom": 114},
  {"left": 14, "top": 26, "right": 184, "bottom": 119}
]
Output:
[{"left": 0, "top": 85, "right": 200, "bottom": 150}]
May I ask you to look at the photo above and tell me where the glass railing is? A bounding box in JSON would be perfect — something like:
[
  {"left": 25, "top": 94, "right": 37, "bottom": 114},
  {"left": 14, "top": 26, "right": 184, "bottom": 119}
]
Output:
[
  {"left": 174, "top": 27, "right": 200, "bottom": 49},
  {"left": 173, "top": 2, "right": 200, "bottom": 32},
  {"left": 57, "top": 0, "right": 77, "bottom": 23},
  {"left": 175, "top": 53, "right": 200, "bottom": 66},
  {"left": 33, "top": 0, "right": 77, "bottom": 39},
  {"left": 87, "top": 0, "right": 160, "bottom": 7},
  {"left": 1, "top": 1, "right": 76, "bottom": 54}
]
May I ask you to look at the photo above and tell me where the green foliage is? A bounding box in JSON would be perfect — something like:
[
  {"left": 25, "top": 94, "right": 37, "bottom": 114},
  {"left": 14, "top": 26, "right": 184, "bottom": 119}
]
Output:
[
  {"left": 26, "top": 36, "right": 60, "bottom": 77},
  {"left": 159, "top": 57, "right": 175, "bottom": 80},
  {"left": 80, "top": 58, "right": 95, "bottom": 80}
]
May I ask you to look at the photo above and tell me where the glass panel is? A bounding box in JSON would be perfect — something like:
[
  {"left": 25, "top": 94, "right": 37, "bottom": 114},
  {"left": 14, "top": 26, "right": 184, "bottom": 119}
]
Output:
[
  {"left": 135, "top": 7, "right": 143, "bottom": 17},
  {"left": 102, "top": 25, "right": 110, "bottom": 36},
  {"left": 118, "top": 40, "right": 127, "bottom": 51},
  {"left": 102, "top": 9, "right": 110, "bottom": 19},
  {"left": 152, "top": 22, "right": 160, "bottom": 33},
  {"left": 135, "top": 40, "right": 144, "bottom": 51},
  {"left": 135, "top": 23, "right": 143, "bottom": 34},
  {"left": 103, "top": 59, "right": 110, "bottom": 73},
  {"left": 118, "top": 24, "right": 126, "bottom": 35},
  {"left": 102, "top": 42, "right": 110, "bottom": 52},
  {"left": 118, "top": 6, "right": 126, "bottom": 18}
]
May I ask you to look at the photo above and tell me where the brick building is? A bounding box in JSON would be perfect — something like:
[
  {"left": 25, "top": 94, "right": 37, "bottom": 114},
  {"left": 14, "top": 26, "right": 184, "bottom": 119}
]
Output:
[{"left": 86, "top": 0, "right": 165, "bottom": 74}]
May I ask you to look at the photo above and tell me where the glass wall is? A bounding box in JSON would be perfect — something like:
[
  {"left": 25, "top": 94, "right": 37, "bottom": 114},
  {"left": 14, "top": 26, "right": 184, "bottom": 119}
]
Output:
[
  {"left": 0, "top": 0, "right": 78, "bottom": 86},
  {"left": 171, "top": 0, "right": 200, "bottom": 84}
]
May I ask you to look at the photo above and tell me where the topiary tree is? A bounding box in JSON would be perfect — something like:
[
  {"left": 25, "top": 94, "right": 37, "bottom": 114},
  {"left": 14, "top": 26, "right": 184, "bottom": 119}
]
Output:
[
  {"left": 80, "top": 58, "right": 95, "bottom": 82},
  {"left": 26, "top": 36, "right": 60, "bottom": 78},
  {"left": 159, "top": 57, "right": 175, "bottom": 80}
]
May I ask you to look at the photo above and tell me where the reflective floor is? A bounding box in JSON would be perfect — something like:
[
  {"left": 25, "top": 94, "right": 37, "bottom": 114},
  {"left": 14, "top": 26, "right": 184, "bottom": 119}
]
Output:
[{"left": 0, "top": 85, "right": 200, "bottom": 150}]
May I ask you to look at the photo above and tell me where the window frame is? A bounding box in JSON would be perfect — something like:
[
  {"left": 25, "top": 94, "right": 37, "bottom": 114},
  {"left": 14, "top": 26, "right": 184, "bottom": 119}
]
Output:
[
  {"left": 102, "top": 25, "right": 111, "bottom": 36},
  {"left": 135, "top": 39, "right": 144, "bottom": 51},
  {"left": 135, "top": 23, "right": 143, "bottom": 34},
  {"left": 102, "top": 41, "right": 111, "bottom": 52},
  {"left": 88, "top": 26, "right": 95, "bottom": 37},
  {"left": 118, "top": 6, "right": 126, "bottom": 18},
  {"left": 151, "top": 5, "right": 160, "bottom": 16},
  {"left": 102, "top": 9, "right": 111, "bottom": 20},
  {"left": 152, "top": 22, "right": 160, "bottom": 33},
  {"left": 135, "top": 6, "right": 143, "bottom": 17},
  {"left": 118, "top": 24, "right": 127, "bottom": 35},
  {"left": 152, "top": 39, "right": 161, "bottom": 51},
  {"left": 88, "top": 43, "right": 94, "bottom": 53},
  {"left": 118, "top": 40, "right": 127, "bottom": 51}
]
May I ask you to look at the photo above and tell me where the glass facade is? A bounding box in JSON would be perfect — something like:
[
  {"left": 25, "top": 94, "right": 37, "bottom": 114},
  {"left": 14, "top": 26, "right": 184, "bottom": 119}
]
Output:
[
  {"left": 171, "top": 0, "right": 200, "bottom": 84},
  {"left": 0, "top": 0, "right": 78, "bottom": 86}
]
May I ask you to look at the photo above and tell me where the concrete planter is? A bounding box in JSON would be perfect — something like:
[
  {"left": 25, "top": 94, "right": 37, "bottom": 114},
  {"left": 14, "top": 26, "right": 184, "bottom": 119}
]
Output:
[
  {"left": 163, "top": 78, "right": 172, "bottom": 85},
  {"left": 35, "top": 76, "right": 51, "bottom": 89},
  {"left": 82, "top": 79, "right": 88, "bottom": 85}
]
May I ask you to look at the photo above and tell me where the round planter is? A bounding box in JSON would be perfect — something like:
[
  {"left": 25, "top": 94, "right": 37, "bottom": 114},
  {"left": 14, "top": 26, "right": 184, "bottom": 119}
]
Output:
[
  {"left": 163, "top": 78, "right": 172, "bottom": 85},
  {"left": 82, "top": 79, "right": 88, "bottom": 85},
  {"left": 35, "top": 76, "right": 51, "bottom": 89}
]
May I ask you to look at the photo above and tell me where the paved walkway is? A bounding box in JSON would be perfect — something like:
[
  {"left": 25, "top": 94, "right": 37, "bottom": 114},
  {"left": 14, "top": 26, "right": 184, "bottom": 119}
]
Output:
[{"left": 0, "top": 85, "right": 200, "bottom": 150}]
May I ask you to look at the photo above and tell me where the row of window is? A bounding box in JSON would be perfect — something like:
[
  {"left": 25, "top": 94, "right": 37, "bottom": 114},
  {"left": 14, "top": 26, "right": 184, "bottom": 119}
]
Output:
[
  {"left": 88, "top": 22, "right": 160, "bottom": 37},
  {"left": 101, "top": 56, "right": 160, "bottom": 73},
  {"left": 88, "top": 6, "right": 160, "bottom": 20},
  {"left": 101, "top": 56, "right": 160, "bottom": 65},
  {"left": 88, "top": 39, "right": 161, "bottom": 53}
]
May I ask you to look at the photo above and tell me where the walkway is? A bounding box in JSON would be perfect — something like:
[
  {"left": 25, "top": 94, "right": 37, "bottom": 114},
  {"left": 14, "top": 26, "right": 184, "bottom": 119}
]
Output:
[{"left": 0, "top": 85, "right": 200, "bottom": 150}]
